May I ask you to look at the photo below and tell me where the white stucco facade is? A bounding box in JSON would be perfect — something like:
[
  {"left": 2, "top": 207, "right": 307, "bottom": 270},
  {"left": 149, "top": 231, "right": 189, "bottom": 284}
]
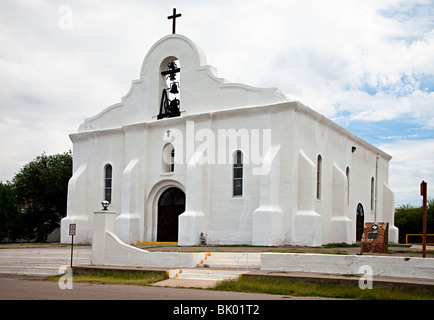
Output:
[{"left": 60, "top": 34, "right": 398, "bottom": 246}]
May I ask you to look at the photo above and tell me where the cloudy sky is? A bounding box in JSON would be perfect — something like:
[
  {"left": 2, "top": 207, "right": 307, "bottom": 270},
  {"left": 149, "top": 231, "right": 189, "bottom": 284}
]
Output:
[{"left": 0, "top": 0, "right": 433, "bottom": 206}]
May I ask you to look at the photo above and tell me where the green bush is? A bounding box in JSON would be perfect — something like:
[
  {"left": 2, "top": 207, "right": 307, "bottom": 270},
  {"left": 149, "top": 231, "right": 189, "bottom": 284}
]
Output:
[{"left": 395, "top": 199, "right": 434, "bottom": 243}]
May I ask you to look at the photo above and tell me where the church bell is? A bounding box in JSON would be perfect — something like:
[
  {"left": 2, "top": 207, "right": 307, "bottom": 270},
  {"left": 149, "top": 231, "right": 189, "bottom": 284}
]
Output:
[
  {"left": 168, "top": 98, "right": 180, "bottom": 112},
  {"left": 169, "top": 82, "right": 180, "bottom": 94},
  {"left": 167, "top": 61, "right": 177, "bottom": 70}
]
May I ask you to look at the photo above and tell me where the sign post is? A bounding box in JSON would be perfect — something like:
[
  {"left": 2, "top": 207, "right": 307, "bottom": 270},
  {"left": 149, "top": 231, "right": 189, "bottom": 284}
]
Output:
[
  {"left": 69, "top": 224, "right": 76, "bottom": 267},
  {"left": 420, "top": 181, "right": 427, "bottom": 258}
]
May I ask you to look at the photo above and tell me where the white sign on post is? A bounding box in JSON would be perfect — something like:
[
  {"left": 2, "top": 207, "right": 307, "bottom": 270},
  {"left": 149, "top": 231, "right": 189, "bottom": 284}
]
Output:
[{"left": 69, "top": 223, "right": 76, "bottom": 236}]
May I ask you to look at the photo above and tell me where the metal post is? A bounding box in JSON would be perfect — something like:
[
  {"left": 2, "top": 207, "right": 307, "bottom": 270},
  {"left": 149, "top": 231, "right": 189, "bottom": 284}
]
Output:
[
  {"left": 421, "top": 181, "right": 427, "bottom": 258},
  {"left": 70, "top": 234, "right": 74, "bottom": 267},
  {"left": 68, "top": 224, "right": 76, "bottom": 267}
]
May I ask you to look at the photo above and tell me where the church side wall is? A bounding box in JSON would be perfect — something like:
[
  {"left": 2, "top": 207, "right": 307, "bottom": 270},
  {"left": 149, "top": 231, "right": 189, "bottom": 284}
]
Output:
[
  {"left": 291, "top": 102, "right": 393, "bottom": 244},
  {"left": 192, "top": 104, "right": 295, "bottom": 245},
  {"left": 205, "top": 112, "right": 260, "bottom": 245},
  {"left": 63, "top": 129, "right": 126, "bottom": 243}
]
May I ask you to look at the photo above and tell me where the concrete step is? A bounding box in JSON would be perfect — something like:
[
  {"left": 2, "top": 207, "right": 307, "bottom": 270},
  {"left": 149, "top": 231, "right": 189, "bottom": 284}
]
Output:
[
  {"left": 198, "top": 260, "right": 260, "bottom": 269},
  {"left": 0, "top": 254, "right": 90, "bottom": 259},
  {"left": 0, "top": 247, "right": 91, "bottom": 276},
  {"left": 204, "top": 252, "right": 262, "bottom": 259},
  {"left": 168, "top": 268, "right": 249, "bottom": 281},
  {"left": 0, "top": 267, "right": 64, "bottom": 276},
  {"left": 197, "top": 252, "right": 261, "bottom": 269},
  {"left": 0, "top": 251, "right": 91, "bottom": 260},
  {"left": 0, "top": 260, "right": 87, "bottom": 266}
]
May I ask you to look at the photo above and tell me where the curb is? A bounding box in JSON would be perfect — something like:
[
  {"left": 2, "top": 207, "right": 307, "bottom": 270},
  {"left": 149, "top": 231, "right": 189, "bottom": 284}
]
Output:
[{"left": 244, "top": 270, "right": 434, "bottom": 291}]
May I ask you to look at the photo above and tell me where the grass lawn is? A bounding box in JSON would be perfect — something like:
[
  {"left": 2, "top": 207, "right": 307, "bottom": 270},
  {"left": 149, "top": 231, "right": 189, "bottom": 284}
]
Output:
[
  {"left": 213, "top": 276, "right": 434, "bottom": 300},
  {"left": 46, "top": 270, "right": 168, "bottom": 286},
  {"left": 46, "top": 270, "right": 433, "bottom": 300}
]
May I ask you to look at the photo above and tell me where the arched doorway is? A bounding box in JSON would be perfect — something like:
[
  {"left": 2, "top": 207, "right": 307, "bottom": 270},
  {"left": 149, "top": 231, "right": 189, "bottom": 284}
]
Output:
[
  {"left": 157, "top": 187, "right": 185, "bottom": 241},
  {"left": 356, "top": 203, "right": 364, "bottom": 241}
]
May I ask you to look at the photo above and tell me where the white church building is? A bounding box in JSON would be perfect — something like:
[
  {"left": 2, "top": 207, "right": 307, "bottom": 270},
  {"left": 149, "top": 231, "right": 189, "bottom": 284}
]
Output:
[{"left": 60, "top": 33, "right": 398, "bottom": 246}]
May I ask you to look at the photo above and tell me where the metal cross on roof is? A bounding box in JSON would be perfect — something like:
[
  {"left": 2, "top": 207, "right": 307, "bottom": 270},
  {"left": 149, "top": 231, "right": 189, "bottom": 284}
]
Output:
[{"left": 168, "top": 8, "right": 182, "bottom": 34}]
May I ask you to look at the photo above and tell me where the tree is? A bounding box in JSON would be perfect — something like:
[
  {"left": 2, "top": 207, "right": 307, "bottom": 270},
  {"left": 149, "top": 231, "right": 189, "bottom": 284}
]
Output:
[
  {"left": 0, "top": 181, "right": 23, "bottom": 242},
  {"left": 395, "top": 199, "right": 434, "bottom": 243},
  {"left": 10, "top": 151, "right": 72, "bottom": 242}
]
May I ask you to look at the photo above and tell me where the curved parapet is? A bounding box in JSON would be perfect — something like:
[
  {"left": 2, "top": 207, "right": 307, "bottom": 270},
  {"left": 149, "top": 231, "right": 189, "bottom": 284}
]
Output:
[{"left": 77, "top": 34, "right": 289, "bottom": 132}]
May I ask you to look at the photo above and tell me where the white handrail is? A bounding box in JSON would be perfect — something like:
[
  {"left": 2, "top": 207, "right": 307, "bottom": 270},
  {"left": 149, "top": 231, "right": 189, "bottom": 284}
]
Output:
[
  {"left": 171, "top": 248, "right": 182, "bottom": 269},
  {"left": 237, "top": 252, "right": 248, "bottom": 271}
]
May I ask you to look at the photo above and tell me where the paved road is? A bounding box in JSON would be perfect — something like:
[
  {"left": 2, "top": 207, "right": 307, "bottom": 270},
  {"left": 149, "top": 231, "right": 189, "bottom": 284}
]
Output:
[
  {"left": 0, "top": 275, "right": 331, "bottom": 300},
  {"left": 2, "top": 276, "right": 336, "bottom": 319}
]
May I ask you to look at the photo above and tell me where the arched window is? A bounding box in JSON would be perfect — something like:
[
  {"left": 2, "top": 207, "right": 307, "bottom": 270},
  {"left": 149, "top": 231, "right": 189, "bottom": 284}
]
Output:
[
  {"left": 316, "top": 155, "right": 322, "bottom": 200},
  {"left": 104, "top": 164, "right": 112, "bottom": 203},
  {"left": 162, "top": 143, "right": 175, "bottom": 173},
  {"left": 233, "top": 150, "right": 243, "bottom": 196},
  {"left": 170, "top": 148, "right": 175, "bottom": 172},
  {"left": 370, "top": 177, "right": 375, "bottom": 211}
]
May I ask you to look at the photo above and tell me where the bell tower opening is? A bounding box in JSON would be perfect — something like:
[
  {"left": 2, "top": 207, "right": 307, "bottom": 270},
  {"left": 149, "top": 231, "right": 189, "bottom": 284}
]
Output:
[{"left": 158, "top": 57, "right": 181, "bottom": 119}]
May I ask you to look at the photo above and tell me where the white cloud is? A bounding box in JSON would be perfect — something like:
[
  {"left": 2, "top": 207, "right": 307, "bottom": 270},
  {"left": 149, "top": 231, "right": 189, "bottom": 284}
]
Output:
[
  {"left": 330, "top": 89, "right": 434, "bottom": 127},
  {"left": 380, "top": 139, "right": 434, "bottom": 206}
]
